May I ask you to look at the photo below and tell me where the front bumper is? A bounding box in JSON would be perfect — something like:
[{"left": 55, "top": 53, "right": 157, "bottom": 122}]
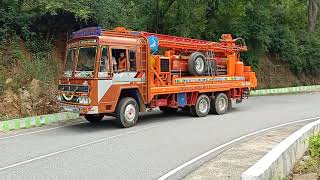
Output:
[{"left": 57, "top": 102, "right": 99, "bottom": 114}]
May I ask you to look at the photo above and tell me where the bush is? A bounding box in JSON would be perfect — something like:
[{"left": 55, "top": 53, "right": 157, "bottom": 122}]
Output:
[
  {"left": 241, "top": 50, "right": 260, "bottom": 71},
  {"left": 309, "top": 133, "right": 320, "bottom": 159},
  {"left": 24, "top": 34, "right": 53, "bottom": 54},
  {"left": 309, "top": 133, "right": 320, "bottom": 175},
  {"left": 11, "top": 54, "right": 58, "bottom": 91},
  {"left": 0, "top": 35, "right": 58, "bottom": 93}
]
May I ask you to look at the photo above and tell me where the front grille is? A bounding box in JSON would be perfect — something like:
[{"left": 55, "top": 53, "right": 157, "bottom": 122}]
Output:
[
  {"left": 61, "top": 96, "right": 79, "bottom": 103},
  {"left": 58, "top": 84, "right": 89, "bottom": 93}
]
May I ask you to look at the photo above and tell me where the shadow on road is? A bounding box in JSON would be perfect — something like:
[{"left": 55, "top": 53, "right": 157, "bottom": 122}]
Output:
[{"left": 63, "top": 110, "right": 192, "bottom": 133}]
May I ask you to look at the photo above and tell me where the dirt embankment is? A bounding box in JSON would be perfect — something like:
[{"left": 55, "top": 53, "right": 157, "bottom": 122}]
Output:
[
  {"left": 256, "top": 54, "right": 320, "bottom": 89},
  {"left": 0, "top": 37, "right": 65, "bottom": 120}
]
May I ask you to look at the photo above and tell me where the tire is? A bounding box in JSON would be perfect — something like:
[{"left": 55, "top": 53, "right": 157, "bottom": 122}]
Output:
[
  {"left": 115, "top": 97, "right": 139, "bottom": 128},
  {"left": 188, "top": 52, "right": 206, "bottom": 76},
  {"left": 159, "top": 107, "right": 178, "bottom": 114},
  {"left": 211, "top": 93, "right": 229, "bottom": 115},
  {"left": 190, "top": 94, "right": 210, "bottom": 117},
  {"left": 84, "top": 114, "right": 104, "bottom": 123}
]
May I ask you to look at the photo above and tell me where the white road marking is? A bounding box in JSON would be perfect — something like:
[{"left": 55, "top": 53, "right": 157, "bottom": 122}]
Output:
[
  {"left": 0, "top": 122, "right": 86, "bottom": 141},
  {"left": 157, "top": 116, "right": 320, "bottom": 180},
  {"left": 0, "top": 126, "right": 155, "bottom": 172}
]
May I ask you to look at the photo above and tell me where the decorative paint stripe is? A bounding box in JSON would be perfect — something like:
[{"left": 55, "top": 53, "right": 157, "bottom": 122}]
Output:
[
  {"left": 0, "top": 112, "right": 79, "bottom": 132},
  {"left": 175, "top": 76, "right": 245, "bottom": 83}
]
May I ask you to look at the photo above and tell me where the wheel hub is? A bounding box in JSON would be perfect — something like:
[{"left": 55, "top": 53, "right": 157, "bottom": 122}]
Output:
[
  {"left": 195, "top": 58, "right": 204, "bottom": 72},
  {"left": 199, "top": 99, "right": 208, "bottom": 114},
  {"left": 124, "top": 104, "right": 136, "bottom": 122},
  {"left": 218, "top": 98, "right": 227, "bottom": 111}
]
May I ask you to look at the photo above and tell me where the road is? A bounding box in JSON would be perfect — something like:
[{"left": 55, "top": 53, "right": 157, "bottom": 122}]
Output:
[{"left": 0, "top": 92, "right": 319, "bottom": 180}]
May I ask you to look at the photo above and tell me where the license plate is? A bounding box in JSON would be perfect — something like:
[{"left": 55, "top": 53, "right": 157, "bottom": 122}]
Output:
[{"left": 63, "top": 105, "right": 81, "bottom": 113}]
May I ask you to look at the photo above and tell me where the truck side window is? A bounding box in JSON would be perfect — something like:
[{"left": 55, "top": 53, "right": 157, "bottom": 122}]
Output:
[
  {"left": 98, "top": 46, "right": 110, "bottom": 77},
  {"left": 129, "top": 49, "right": 136, "bottom": 71}
]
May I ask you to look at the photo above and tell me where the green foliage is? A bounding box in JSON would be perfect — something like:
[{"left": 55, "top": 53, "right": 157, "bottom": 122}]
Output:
[
  {"left": 24, "top": 34, "right": 53, "bottom": 54},
  {"left": 1, "top": 0, "right": 320, "bottom": 81},
  {"left": 93, "top": 0, "right": 138, "bottom": 29},
  {"left": 308, "top": 133, "right": 320, "bottom": 176},
  {"left": 10, "top": 53, "right": 58, "bottom": 91},
  {"left": 272, "top": 176, "right": 288, "bottom": 180},
  {"left": 0, "top": 35, "right": 58, "bottom": 93},
  {"left": 294, "top": 134, "right": 320, "bottom": 176},
  {"left": 241, "top": 51, "right": 260, "bottom": 71},
  {"left": 309, "top": 133, "right": 320, "bottom": 158},
  {"left": 293, "top": 157, "right": 318, "bottom": 174}
]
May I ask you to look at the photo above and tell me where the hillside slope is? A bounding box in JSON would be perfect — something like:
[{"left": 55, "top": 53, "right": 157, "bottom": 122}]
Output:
[{"left": 257, "top": 55, "right": 320, "bottom": 89}]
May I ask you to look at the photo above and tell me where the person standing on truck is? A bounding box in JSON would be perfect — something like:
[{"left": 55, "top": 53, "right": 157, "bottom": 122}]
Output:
[{"left": 118, "top": 52, "right": 127, "bottom": 71}]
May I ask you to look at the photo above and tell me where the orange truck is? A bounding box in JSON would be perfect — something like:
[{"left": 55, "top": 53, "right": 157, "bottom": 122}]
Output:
[{"left": 57, "top": 27, "right": 257, "bottom": 128}]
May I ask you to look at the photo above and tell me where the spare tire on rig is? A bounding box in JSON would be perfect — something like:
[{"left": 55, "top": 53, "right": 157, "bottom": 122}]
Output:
[{"left": 188, "top": 52, "right": 206, "bottom": 76}]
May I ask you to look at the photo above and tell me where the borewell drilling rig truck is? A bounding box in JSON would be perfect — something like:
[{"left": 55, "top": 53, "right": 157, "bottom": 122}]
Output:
[{"left": 57, "top": 27, "right": 257, "bottom": 128}]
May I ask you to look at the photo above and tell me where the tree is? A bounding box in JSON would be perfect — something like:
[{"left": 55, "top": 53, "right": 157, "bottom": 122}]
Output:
[{"left": 308, "top": 0, "right": 318, "bottom": 32}]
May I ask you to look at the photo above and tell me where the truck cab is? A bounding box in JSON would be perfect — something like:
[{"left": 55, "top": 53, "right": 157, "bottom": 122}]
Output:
[{"left": 57, "top": 27, "right": 148, "bottom": 126}]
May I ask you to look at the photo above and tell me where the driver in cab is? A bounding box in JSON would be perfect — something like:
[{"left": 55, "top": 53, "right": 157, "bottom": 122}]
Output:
[{"left": 117, "top": 52, "right": 127, "bottom": 71}]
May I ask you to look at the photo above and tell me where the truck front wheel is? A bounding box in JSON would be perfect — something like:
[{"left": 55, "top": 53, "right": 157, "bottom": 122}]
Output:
[
  {"left": 190, "top": 94, "right": 210, "bottom": 117},
  {"left": 115, "top": 97, "right": 139, "bottom": 128}
]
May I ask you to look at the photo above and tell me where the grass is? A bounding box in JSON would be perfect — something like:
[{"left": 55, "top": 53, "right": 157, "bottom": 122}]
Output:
[{"left": 292, "top": 133, "right": 320, "bottom": 178}]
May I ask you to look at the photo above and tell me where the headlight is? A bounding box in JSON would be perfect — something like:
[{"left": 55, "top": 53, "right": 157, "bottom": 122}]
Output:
[
  {"left": 77, "top": 96, "right": 91, "bottom": 105},
  {"left": 57, "top": 95, "right": 63, "bottom": 101}
]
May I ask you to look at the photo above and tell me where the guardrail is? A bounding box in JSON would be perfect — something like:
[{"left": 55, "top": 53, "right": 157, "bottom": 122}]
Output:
[
  {"left": 242, "top": 119, "right": 320, "bottom": 180},
  {"left": 0, "top": 112, "right": 79, "bottom": 132},
  {"left": 251, "top": 85, "right": 320, "bottom": 96}
]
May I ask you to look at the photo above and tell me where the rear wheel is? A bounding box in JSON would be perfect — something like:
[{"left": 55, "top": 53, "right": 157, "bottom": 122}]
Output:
[
  {"left": 84, "top": 114, "right": 104, "bottom": 123},
  {"left": 211, "top": 93, "right": 229, "bottom": 115},
  {"left": 159, "top": 107, "right": 178, "bottom": 114},
  {"left": 190, "top": 94, "right": 210, "bottom": 117},
  {"left": 115, "top": 97, "right": 139, "bottom": 128}
]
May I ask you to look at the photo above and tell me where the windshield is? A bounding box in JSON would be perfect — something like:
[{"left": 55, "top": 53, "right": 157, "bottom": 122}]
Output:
[
  {"left": 64, "top": 48, "right": 76, "bottom": 77},
  {"left": 75, "top": 46, "right": 97, "bottom": 77}
]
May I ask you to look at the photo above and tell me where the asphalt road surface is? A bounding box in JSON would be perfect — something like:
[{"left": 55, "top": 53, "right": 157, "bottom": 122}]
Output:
[{"left": 0, "top": 92, "right": 319, "bottom": 180}]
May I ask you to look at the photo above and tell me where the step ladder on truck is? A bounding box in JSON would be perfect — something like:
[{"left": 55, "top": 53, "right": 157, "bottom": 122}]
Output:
[{"left": 57, "top": 27, "right": 257, "bottom": 128}]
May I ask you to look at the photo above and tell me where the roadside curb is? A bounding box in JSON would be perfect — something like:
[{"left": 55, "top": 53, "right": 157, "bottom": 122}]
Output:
[
  {"left": 250, "top": 85, "right": 320, "bottom": 96},
  {"left": 0, "top": 112, "right": 79, "bottom": 132},
  {"left": 242, "top": 119, "right": 320, "bottom": 180}
]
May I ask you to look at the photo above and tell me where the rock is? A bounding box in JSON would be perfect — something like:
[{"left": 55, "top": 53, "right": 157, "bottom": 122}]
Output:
[
  {"left": 0, "top": 90, "right": 20, "bottom": 118},
  {"left": 29, "top": 79, "right": 41, "bottom": 98},
  {"left": 5, "top": 78, "right": 13, "bottom": 84},
  {"left": 293, "top": 173, "right": 318, "bottom": 180},
  {"left": 303, "top": 155, "right": 311, "bottom": 161},
  {"left": 19, "top": 88, "right": 32, "bottom": 116},
  {"left": 2, "top": 89, "right": 18, "bottom": 103}
]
